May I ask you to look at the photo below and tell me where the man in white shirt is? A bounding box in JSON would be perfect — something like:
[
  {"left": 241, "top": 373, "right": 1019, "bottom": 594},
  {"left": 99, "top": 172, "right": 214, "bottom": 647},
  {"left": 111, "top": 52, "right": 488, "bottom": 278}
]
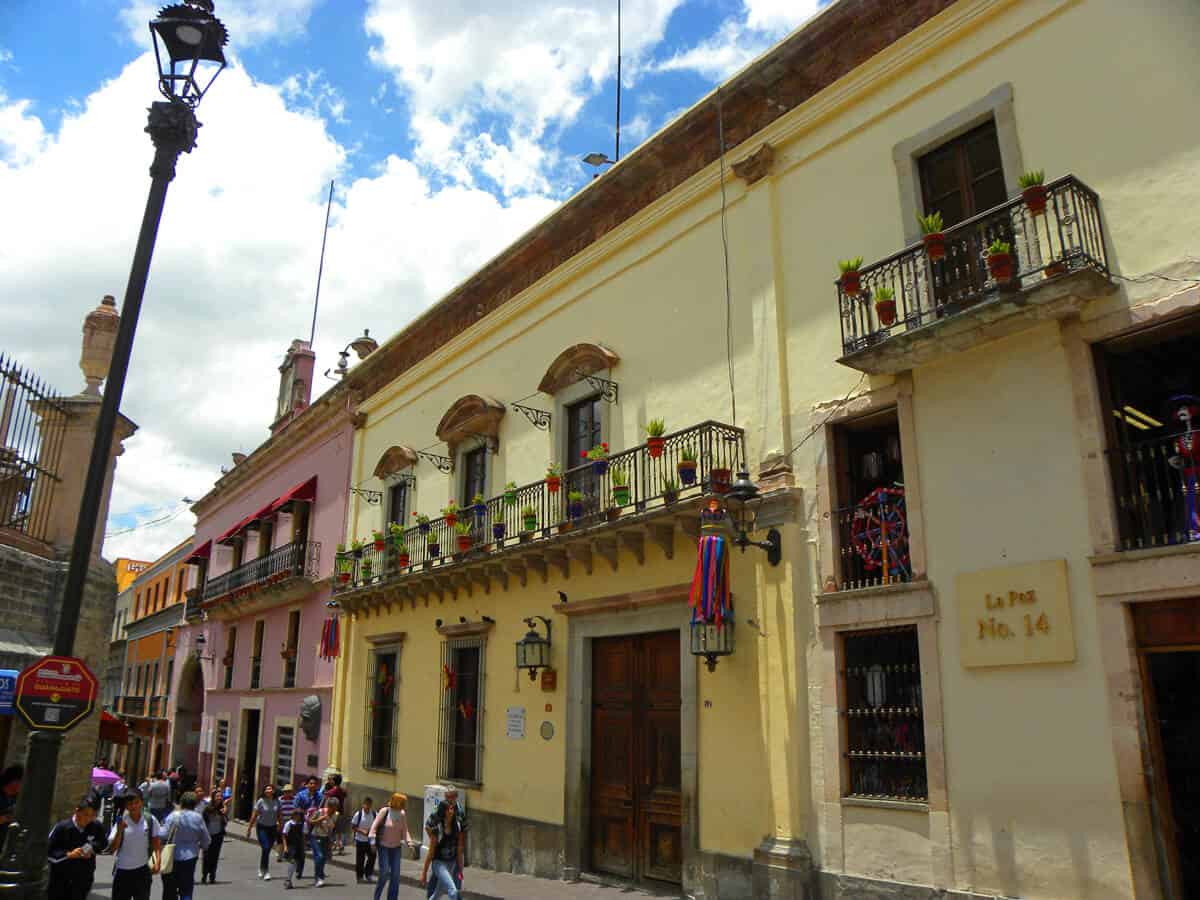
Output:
[{"left": 107, "top": 790, "right": 162, "bottom": 900}]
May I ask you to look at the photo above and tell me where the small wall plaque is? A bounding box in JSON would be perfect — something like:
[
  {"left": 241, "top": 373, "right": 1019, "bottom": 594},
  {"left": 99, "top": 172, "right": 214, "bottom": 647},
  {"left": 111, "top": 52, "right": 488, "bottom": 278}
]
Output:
[
  {"left": 540, "top": 669, "right": 557, "bottom": 692},
  {"left": 540, "top": 720, "right": 555, "bottom": 741}
]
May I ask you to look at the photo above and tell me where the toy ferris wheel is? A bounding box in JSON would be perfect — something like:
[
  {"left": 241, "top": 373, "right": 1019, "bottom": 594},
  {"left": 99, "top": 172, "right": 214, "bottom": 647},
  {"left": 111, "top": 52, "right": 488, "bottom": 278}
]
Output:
[{"left": 850, "top": 485, "right": 911, "bottom": 581}]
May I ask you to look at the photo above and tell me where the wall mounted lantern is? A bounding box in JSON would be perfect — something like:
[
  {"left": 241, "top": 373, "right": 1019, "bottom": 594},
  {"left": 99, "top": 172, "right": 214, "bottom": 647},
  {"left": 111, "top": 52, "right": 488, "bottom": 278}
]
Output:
[
  {"left": 516, "top": 616, "right": 552, "bottom": 681},
  {"left": 724, "top": 469, "right": 782, "bottom": 566},
  {"left": 193, "top": 632, "right": 215, "bottom": 661},
  {"left": 690, "top": 619, "right": 735, "bottom": 673}
]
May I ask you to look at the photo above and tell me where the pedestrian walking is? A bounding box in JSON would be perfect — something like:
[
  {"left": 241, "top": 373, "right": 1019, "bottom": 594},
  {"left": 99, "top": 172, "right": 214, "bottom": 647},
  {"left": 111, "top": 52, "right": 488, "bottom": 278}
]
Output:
[
  {"left": 306, "top": 796, "right": 339, "bottom": 887},
  {"left": 107, "top": 789, "right": 162, "bottom": 900},
  {"left": 47, "top": 794, "right": 108, "bottom": 900},
  {"left": 294, "top": 776, "right": 322, "bottom": 816},
  {"left": 162, "top": 792, "right": 209, "bottom": 900},
  {"left": 323, "top": 774, "right": 348, "bottom": 855},
  {"left": 281, "top": 807, "right": 306, "bottom": 889},
  {"left": 369, "top": 792, "right": 416, "bottom": 900},
  {"left": 199, "top": 788, "right": 227, "bottom": 884},
  {"left": 420, "top": 787, "right": 466, "bottom": 900},
  {"left": 351, "top": 797, "right": 377, "bottom": 883},
  {"left": 144, "top": 772, "right": 172, "bottom": 826},
  {"left": 245, "top": 783, "right": 280, "bottom": 880},
  {"left": 276, "top": 784, "right": 296, "bottom": 862}
]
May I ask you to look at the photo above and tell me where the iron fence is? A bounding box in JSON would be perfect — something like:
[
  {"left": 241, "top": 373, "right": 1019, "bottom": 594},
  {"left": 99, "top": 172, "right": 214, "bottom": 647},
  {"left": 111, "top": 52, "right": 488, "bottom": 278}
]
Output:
[
  {"left": 831, "top": 489, "right": 912, "bottom": 591},
  {"left": 334, "top": 420, "right": 745, "bottom": 594},
  {"left": 0, "top": 353, "right": 67, "bottom": 542},
  {"left": 202, "top": 540, "right": 321, "bottom": 603},
  {"left": 838, "top": 175, "right": 1107, "bottom": 356},
  {"left": 120, "top": 695, "right": 146, "bottom": 716},
  {"left": 1110, "top": 429, "right": 1200, "bottom": 551}
]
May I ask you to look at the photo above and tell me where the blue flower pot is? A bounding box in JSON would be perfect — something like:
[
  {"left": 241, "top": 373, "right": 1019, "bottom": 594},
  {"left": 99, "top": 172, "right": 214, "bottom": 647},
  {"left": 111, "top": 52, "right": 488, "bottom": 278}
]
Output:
[
  {"left": 492, "top": 522, "right": 506, "bottom": 541},
  {"left": 591, "top": 458, "right": 609, "bottom": 476},
  {"left": 568, "top": 501, "right": 584, "bottom": 519},
  {"left": 475, "top": 503, "right": 488, "bottom": 519}
]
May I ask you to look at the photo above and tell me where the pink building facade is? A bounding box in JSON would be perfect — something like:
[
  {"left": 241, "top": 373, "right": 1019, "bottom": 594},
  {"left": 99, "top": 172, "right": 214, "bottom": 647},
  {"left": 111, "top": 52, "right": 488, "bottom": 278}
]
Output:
[{"left": 174, "top": 341, "right": 355, "bottom": 818}]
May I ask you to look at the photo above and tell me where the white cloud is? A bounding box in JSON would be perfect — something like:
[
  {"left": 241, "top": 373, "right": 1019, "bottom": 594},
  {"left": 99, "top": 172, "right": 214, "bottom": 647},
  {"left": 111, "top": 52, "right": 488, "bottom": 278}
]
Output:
[
  {"left": 365, "top": 0, "right": 685, "bottom": 190},
  {"left": 120, "top": 0, "right": 321, "bottom": 48},
  {"left": 278, "top": 70, "right": 349, "bottom": 124},
  {"left": 0, "top": 49, "right": 12, "bottom": 64},
  {"left": 656, "top": 0, "right": 821, "bottom": 80},
  {"left": 0, "top": 91, "right": 46, "bottom": 165},
  {"left": 0, "top": 53, "right": 557, "bottom": 562}
]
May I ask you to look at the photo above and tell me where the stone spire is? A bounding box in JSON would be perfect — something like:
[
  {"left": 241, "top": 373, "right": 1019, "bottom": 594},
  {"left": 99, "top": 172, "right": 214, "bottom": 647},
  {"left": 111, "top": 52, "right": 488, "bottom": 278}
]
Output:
[{"left": 80, "top": 295, "right": 119, "bottom": 396}]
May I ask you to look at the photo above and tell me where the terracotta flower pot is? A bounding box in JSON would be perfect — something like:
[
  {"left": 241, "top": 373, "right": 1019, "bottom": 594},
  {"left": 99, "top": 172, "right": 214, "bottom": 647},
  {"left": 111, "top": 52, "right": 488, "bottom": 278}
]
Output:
[
  {"left": 444, "top": 513, "right": 457, "bottom": 528},
  {"left": 922, "top": 232, "right": 946, "bottom": 261},
  {"left": 396, "top": 553, "right": 410, "bottom": 567},
  {"left": 546, "top": 475, "right": 561, "bottom": 493},
  {"left": 875, "top": 298, "right": 897, "bottom": 327},
  {"left": 373, "top": 539, "right": 385, "bottom": 552},
  {"left": 840, "top": 270, "right": 861, "bottom": 296},
  {"left": 710, "top": 467, "right": 732, "bottom": 494},
  {"left": 987, "top": 252, "right": 1015, "bottom": 285},
  {"left": 606, "top": 508, "right": 620, "bottom": 523},
  {"left": 1044, "top": 259, "right": 1067, "bottom": 278},
  {"left": 456, "top": 535, "right": 472, "bottom": 552},
  {"left": 647, "top": 437, "right": 664, "bottom": 458},
  {"left": 678, "top": 460, "right": 697, "bottom": 486},
  {"left": 1022, "top": 184, "right": 1047, "bottom": 215},
  {"left": 337, "top": 572, "right": 351, "bottom": 584}
]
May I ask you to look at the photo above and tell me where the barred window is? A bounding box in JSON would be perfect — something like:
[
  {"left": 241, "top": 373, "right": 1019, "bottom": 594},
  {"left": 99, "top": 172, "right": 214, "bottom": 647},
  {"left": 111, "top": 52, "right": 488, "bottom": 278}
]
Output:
[
  {"left": 274, "top": 725, "right": 295, "bottom": 789},
  {"left": 842, "top": 626, "right": 927, "bottom": 801},
  {"left": 365, "top": 648, "right": 399, "bottom": 770},
  {"left": 213, "top": 719, "right": 229, "bottom": 784},
  {"left": 438, "top": 639, "right": 485, "bottom": 784}
]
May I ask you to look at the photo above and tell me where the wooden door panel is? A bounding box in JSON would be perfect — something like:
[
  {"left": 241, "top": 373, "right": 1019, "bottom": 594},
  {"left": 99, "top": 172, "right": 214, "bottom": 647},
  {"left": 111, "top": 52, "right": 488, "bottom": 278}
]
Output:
[
  {"left": 591, "top": 636, "right": 636, "bottom": 878},
  {"left": 640, "top": 812, "right": 684, "bottom": 884}
]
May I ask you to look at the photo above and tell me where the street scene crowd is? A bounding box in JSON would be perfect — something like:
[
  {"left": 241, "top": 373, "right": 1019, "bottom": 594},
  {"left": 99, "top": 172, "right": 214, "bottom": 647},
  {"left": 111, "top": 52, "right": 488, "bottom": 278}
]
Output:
[{"left": 41, "top": 766, "right": 467, "bottom": 900}]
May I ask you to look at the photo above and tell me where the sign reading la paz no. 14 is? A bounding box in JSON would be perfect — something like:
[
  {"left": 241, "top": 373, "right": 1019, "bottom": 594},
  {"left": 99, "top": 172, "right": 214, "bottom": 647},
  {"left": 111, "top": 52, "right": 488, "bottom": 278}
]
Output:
[{"left": 15, "top": 656, "right": 98, "bottom": 732}]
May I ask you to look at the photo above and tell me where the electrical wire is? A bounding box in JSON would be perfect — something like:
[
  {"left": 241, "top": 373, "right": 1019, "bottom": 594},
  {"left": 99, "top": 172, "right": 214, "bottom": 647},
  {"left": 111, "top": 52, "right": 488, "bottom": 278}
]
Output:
[
  {"left": 783, "top": 373, "right": 868, "bottom": 461},
  {"left": 715, "top": 84, "right": 736, "bottom": 426},
  {"left": 105, "top": 503, "right": 189, "bottom": 538}
]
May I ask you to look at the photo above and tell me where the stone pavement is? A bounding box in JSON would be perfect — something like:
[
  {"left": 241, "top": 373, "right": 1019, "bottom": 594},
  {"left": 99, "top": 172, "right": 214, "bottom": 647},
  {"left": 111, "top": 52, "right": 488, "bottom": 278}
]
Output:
[{"left": 86, "top": 826, "right": 673, "bottom": 899}]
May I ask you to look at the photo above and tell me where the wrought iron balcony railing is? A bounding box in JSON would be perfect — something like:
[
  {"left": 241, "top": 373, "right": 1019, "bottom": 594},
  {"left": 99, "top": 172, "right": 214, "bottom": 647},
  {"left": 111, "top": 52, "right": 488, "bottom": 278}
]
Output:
[
  {"left": 202, "top": 540, "right": 321, "bottom": 604},
  {"left": 838, "top": 175, "right": 1107, "bottom": 357},
  {"left": 1110, "top": 429, "right": 1200, "bottom": 551},
  {"left": 120, "top": 695, "right": 146, "bottom": 716},
  {"left": 832, "top": 487, "right": 912, "bottom": 591},
  {"left": 334, "top": 420, "right": 745, "bottom": 594},
  {"left": 148, "top": 695, "right": 166, "bottom": 718}
]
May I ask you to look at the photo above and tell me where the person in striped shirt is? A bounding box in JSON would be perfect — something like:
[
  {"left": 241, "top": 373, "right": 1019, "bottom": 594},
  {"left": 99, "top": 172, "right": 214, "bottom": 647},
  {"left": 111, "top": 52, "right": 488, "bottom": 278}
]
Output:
[{"left": 276, "top": 785, "right": 296, "bottom": 863}]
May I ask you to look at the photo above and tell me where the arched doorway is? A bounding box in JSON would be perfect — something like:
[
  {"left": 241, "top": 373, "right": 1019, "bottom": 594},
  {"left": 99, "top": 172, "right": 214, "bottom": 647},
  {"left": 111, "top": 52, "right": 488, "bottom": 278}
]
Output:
[{"left": 170, "top": 656, "right": 205, "bottom": 781}]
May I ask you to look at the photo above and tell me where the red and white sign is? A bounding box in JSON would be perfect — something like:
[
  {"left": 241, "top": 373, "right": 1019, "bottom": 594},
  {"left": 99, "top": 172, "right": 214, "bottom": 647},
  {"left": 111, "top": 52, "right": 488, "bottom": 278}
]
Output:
[{"left": 15, "top": 655, "right": 98, "bottom": 732}]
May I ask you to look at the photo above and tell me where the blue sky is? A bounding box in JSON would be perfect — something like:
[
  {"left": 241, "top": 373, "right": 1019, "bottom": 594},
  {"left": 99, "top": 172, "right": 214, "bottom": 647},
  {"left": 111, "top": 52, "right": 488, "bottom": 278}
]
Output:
[{"left": 0, "top": 0, "right": 821, "bottom": 558}]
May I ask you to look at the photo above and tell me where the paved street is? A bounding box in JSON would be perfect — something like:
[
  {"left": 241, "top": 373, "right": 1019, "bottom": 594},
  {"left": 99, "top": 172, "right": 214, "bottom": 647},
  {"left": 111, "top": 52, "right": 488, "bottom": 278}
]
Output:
[{"left": 86, "top": 831, "right": 668, "bottom": 899}]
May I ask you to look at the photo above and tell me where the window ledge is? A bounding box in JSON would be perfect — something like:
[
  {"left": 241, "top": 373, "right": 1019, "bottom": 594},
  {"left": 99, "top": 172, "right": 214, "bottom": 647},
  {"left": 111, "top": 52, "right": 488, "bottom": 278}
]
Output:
[
  {"left": 436, "top": 621, "right": 493, "bottom": 639},
  {"left": 817, "top": 579, "right": 935, "bottom": 629},
  {"left": 841, "top": 796, "right": 928, "bottom": 813},
  {"left": 362, "top": 765, "right": 397, "bottom": 775},
  {"left": 438, "top": 779, "right": 482, "bottom": 791},
  {"left": 1090, "top": 541, "right": 1200, "bottom": 603}
]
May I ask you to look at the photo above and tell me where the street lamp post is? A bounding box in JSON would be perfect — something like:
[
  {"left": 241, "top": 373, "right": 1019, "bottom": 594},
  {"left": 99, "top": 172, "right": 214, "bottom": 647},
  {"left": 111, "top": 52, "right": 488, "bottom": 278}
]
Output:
[{"left": 0, "top": 3, "right": 227, "bottom": 894}]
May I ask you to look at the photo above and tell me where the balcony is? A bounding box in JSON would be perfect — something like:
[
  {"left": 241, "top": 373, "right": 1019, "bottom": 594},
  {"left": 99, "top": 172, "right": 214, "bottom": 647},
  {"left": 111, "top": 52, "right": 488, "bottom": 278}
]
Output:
[
  {"left": 201, "top": 540, "right": 321, "bottom": 621},
  {"left": 148, "top": 695, "right": 166, "bottom": 718},
  {"left": 334, "top": 421, "right": 747, "bottom": 605},
  {"left": 1110, "top": 429, "right": 1200, "bottom": 552},
  {"left": 184, "top": 586, "right": 203, "bottom": 621},
  {"left": 119, "top": 695, "right": 145, "bottom": 716},
  {"left": 837, "top": 175, "right": 1112, "bottom": 374}
]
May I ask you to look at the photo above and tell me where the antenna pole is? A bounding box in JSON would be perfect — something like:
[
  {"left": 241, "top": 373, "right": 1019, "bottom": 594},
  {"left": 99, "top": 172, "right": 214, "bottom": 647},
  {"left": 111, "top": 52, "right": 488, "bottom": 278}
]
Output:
[
  {"left": 309, "top": 179, "right": 334, "bottom": 346},
  {"left": 615, "top": 0, "right": 622, "bottom": 162}
]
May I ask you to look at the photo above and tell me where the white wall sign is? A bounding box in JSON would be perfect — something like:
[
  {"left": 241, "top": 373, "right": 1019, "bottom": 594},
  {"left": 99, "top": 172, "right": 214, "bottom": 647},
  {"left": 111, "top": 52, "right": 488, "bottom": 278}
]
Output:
[{"left": 506, "top": 706, "right": 526, "bottom": 739}]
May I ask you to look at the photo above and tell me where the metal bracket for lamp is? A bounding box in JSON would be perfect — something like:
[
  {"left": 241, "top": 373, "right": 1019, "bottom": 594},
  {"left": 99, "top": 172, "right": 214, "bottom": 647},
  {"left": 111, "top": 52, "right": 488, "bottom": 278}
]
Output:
[
  {"left": 576, "top": 370, "right": 619, "bottom": 404},
  {"left": 734, "top": 527, "right": 782, "bottom": 567},
  {"left": 418, "top": 449, "right": 454, "bottom": 473},
  {"left": 350, "top": 485, "right": 383, "bottom": 505},
  {"left": 512, "top": 402, "right": 552, "bottom": 430}
]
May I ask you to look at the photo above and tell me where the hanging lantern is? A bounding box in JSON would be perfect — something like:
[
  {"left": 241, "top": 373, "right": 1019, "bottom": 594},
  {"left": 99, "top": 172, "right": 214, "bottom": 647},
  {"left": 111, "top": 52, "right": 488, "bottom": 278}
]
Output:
[
  {"left": 516, "top": 616, "right": 552, "bottom": 681},
  {"left": 689, "top": 498, "right": 735, "bottom": 671}
]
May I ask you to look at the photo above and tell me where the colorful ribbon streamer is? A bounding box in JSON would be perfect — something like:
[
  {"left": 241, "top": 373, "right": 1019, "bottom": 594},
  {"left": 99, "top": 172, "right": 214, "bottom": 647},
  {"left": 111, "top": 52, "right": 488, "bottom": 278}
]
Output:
[{"left": 689, "top": 533, "right": 732, "bottom": 627}]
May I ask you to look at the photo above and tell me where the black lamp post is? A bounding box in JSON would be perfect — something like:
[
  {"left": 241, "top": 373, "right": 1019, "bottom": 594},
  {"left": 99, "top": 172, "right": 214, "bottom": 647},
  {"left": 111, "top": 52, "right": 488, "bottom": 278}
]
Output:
[
  {"left": 724, "top": 469, "right": 782, "bottom": 566},
  {"left": 0, "top": 4, "right": 227, "bottom": 894},
  {"left": 516, "top": 617, "right": 552, "bottom": 681}
]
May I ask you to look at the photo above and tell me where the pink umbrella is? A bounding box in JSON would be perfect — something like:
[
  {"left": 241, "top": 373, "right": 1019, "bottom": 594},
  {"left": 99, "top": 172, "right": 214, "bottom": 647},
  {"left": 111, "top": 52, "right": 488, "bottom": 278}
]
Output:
[{"left": 91, "top": 767, "right": 121, "bottom": 787}]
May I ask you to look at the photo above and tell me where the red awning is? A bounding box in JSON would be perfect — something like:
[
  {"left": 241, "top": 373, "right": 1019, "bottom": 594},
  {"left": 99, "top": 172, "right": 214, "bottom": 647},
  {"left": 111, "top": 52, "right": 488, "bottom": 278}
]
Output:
[
  {"left": 99, "top": 710, "right": 129, "bottom": 745},
  {"left": 216, "top": 512, "right": 257, "bottom": 544},
  {"left": 183, "top": 540, "right": 211, "bottom": 564},
  {"left": 270, "top": 476, "right": 317, "bottom": 512}
]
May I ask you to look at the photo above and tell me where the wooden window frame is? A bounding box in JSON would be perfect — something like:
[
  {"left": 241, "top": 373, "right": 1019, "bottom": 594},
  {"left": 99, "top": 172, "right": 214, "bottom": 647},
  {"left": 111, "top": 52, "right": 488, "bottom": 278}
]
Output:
[
  {"left": 437, "top": 637, "right": 486, "bottom": 786},
  {"left": 364, "top": 644, "right": 401, "bottom": 772}
]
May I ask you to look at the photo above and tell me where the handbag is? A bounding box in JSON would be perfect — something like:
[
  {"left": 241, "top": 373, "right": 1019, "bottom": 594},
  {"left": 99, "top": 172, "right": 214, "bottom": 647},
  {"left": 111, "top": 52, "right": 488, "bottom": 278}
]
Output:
[{"left": 159, "top": 820, "right": 178, "bottom": 876}]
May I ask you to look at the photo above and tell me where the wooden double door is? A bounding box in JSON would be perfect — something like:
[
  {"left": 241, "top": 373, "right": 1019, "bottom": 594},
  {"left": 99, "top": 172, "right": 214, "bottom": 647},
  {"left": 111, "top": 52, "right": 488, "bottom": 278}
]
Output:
[{"left": 590, "top": 631, "right": 683, "bottom": 885}]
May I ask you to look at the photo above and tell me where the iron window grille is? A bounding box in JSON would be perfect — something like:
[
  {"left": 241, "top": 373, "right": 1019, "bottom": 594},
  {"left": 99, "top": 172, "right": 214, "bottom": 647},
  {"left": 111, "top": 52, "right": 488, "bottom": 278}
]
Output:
[
  {"left": 437, "top": 637, "right": 485, "bottom": 785},
  {"left": 213, "top": 719, "right": 229, "bottom": 784},
  {"left": 0, "top": 353, "right": 67, "bottom": 543},
  {"left": 274, "top": 725, "right": 295, "bottom": 789},
  {"left": 841, "top": 626, "right": 927, "bottom": 802},
  {"left": 283, "top": 610, "right": 301, "bottom": 688},
  {"left": 223, "top": 627, "right": 236, "bottom": 690},
  {"left": 365, "top": 647, "right": 400, "bottom": 770}
]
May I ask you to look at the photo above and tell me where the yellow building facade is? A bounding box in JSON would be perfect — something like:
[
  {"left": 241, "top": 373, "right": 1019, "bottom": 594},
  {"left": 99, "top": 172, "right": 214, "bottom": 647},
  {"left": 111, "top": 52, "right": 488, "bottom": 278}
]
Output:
[{"left": 329, "top": 0, "right": 1200, "bottom": 897}]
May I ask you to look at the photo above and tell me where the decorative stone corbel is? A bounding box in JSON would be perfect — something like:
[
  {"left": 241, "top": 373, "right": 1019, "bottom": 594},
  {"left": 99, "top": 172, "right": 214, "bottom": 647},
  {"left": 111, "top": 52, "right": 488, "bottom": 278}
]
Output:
[{"left": 731, "top": 142, "right": 775, "bottom": 185}]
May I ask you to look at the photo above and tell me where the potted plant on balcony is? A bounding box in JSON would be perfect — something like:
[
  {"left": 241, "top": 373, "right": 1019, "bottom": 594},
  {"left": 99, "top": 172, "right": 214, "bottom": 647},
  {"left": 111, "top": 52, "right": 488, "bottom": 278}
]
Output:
[
  {"left": 455, "top": 521, "right": 474, "bottom": 553},
  {"left": 426, "top": 530, "right": 441, "bottom": 560},
  {"left": 838, "top": 257, "right": 864, "bottom": 296},
  {"left": 394, "top": 538, "right": 410, "bottom": 568},
  {"left": 662, "top": 477, "right": 680, "bottom": 505},
  {"left": 335, "top": 544, "right": 353, "bottom": 584},
  {"left": 372, "top": 529, "right": 386, "bottom": 552},
  {"left": 611, "top": 467, "right": 631, "bottom": 506},
  {"left": 1019, "top": 169, "right": 1047, "bottom": 215},
  {"left": 710, "top": 464, "right": 732, "bottom": 494},
  {"left": 545, "top": 464, "right": 562, "bottom": 494},
  {"left": 646, "top": 419, "right": 666, "bottom": 458},
  {"left": 361, "top": 557, "right": 374, "bottom": 580},
  {"left": 605, "top": 503, "right": 621, "bottom": 523},
  {"left": 413, "top": 512, "right": 431, "bottom": 534},
  {"left": 492, "top": 514, "right": 506, "bottom": 543},
  {"left": 567, "top": 491, "right": 585, "bottom": 521},
  {"left": 503, "top": 481, "right": 518, "bottom": 506},
  {"left": 521, "top": 505, "right": 538, "bottom": 536},
  {"left": 583, "top": 442, "right": 610, "bottom": 475},
  {"left": 388, "top": 521, "right": 404, "bottom": 545},
  {"left": 917, "top": 212, "right": 946, "bottom": 261},
  {"left": 874, "top": 286, "right": 897, "bottom": 327},
  {"left": 442, "top": 502, "right": 459, "bottom": 528},
  {"left": 472, "top": 493, "right": 488, "bottom": 520},
  {"left": 677, "top": 446, "right": 698, "bottom": 486},
  {"left": 351, "top": 538, "right": 365, "bottom": 559},
  {"left": 986, "top": 238, "right": 1015, "bottom": 285}
]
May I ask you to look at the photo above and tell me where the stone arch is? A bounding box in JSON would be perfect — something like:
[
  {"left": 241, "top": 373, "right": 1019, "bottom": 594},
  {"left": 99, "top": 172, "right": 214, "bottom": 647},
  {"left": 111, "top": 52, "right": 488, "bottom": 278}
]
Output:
[
  {"left": 435, "top": 395, "right": 506, "bottom": 453},
  {"left": 169, "top": 655, "right": 205, "bottom": 777},
  {"left": 373, "top": 445, "right": 419, "bottom": 479},
  {"left": 537, "top": 343, "right": 620, "bottom": 394}
]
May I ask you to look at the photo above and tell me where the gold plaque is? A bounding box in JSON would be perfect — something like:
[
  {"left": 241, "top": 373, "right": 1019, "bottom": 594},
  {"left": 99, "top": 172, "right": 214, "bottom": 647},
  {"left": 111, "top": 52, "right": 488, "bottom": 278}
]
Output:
[{"left": 956, "top": 559, "right": 1075, "bottom": 668}]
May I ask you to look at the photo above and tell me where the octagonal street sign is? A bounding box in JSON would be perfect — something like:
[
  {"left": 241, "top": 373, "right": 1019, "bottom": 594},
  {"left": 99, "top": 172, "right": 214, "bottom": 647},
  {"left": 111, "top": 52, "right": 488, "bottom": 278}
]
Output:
[{"left": 15, "top": 656, "right": 98, "bottom": 732}]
